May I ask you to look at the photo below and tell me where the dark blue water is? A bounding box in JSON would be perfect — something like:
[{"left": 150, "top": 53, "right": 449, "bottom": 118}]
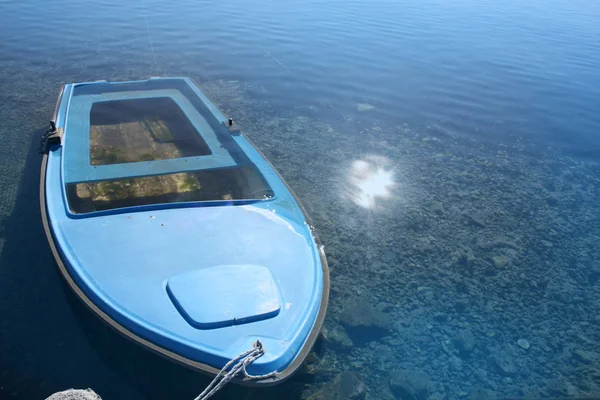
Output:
[{"left": 2, "top": 0, "right": 600, "bottom": 399}]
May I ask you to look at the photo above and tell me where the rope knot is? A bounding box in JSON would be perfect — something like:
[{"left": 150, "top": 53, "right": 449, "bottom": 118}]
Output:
[{"left": 194, "top": 340, "right": 278, "bottom": 400}]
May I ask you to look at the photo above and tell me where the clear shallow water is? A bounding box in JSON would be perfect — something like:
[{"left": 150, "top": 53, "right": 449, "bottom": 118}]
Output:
[{"left": 1, "top": 0, "right": 600, "bottom": 399}]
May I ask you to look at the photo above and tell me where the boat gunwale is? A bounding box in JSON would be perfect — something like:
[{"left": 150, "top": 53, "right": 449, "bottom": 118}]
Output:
[{"left": 40, "top": 79, "right": 330, "bottom": 386}]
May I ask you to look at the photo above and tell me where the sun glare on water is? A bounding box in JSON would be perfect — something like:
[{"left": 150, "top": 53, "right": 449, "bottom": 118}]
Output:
[{"left": 349, "top": 157, "right": 395, "bottom": 208}]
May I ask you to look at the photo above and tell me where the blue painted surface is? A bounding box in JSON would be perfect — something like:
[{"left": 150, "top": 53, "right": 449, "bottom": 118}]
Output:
[
  {"left": 167, "top": 265, "right": 281, "bottom": 329},
  {"left": 44, "top": 79, "right": 325, "bottom": 375}
]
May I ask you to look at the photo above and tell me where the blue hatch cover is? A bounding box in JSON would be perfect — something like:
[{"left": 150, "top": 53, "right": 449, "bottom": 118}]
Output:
[{"left": 166, "top": 265, "right": 281, "bottom": 329}]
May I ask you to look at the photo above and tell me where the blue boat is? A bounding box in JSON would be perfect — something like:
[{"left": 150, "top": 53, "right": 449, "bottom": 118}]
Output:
[{"left": 39, "top": 77, "right": 329, "bottom": 385}]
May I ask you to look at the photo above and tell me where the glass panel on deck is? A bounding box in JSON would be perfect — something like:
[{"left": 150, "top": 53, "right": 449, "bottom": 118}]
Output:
[
  {"left": 89, "top": 97, "right": 211, "bottom": 165},
  {"left": 66, "top": 166, "right": 274, "bottom": 214}
]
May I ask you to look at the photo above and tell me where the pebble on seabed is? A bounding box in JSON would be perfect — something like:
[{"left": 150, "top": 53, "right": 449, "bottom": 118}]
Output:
[{"left": 517, "top": 339, "right": 530, "bottom": 350}]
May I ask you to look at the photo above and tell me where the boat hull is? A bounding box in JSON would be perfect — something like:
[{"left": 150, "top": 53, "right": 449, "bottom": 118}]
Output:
[{"left": 40, "top": 80, "right": 330, "bottom": 386}]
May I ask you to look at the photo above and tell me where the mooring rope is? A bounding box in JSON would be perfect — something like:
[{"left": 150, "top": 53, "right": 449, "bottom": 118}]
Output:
[
  {"left": 193, "top": 341, "right": 278, "bottom": 400},
  {"left": 139, "top": 0, "right": 159, "bottom": 75}
]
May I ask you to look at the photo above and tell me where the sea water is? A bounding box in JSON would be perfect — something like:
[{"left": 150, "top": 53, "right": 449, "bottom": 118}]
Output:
[{"left": 1, "top": 0, "right": 599, "bottom": 398}]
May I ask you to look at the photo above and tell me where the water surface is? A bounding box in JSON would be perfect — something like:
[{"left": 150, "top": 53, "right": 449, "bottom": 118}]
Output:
[{"left": 1, "top": 0, "right": 600, "bottom": 399}]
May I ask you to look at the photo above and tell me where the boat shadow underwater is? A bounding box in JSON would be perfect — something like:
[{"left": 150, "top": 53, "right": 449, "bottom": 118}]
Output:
[{"left": 0, "top": 128, "right": 150, "bottom": 399}]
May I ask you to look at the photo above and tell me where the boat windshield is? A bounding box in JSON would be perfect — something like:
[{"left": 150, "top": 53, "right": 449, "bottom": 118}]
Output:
[{"left": 63, "top": 79, "right": 274, "bottom": 214}]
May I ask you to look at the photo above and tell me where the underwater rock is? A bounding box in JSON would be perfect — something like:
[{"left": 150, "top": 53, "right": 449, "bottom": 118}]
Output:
[
  {"left": 328, "top": 326, "right": 354, "bottom": 348},
  {"left": 430, "top": 201, "right": 445, "bottom": 215},
  {"left": 455, "top": 329, "right": 476, "bottom": 354},
  {"left": 482, "top": 261, "right": 498, "bottom": 276},
  {"left": 376, "top": 301, "right": 395, "bottom": 313},
  {"left": 463, "top": 213, "right": 486, "bottom": 228},
  {"left": 572, "top": 349, "right": 595, "bottom": 364},
  {"left": 309, "top": 371, "right": 366, "bottom": 400},
  {"left": 489, "top": 349, "right": 517, "bottom": 376},
  {"left": 426, "top": 393, "right": 445, "bottom": 400},
  {"left": 301, "top": 351, "right": 324, "bottom": 377},
  {"left": 441, "top": 339, "right": 455, "bottom": 355},
  {"left": 357, "top": 103, "right": 375, "bottom": 112},
  {"left": 418, "top": 241, "right": 435, "bottom": 253},
  {"left": 449, "top": 355, "right": 463, "bottom": 371},
  {"left": 454, "top": 299, "right": 470, "bottom": 313},
  {"left": 544, "top": 379, "right": 577, "bottom": 397},
  {"left": 469, "top": 388, "right": 497, "bottom": 400},
  {"left": 517, "top": 339, "right": 530, "bottom": 350},
  {"left": 389, "top": 368, "right": 430, "bottom": 400},
  {"left": 588, "top": 266, "right": 600, "bottom": 283},
  {"left": 545, "top": 194, "right": 559, "bottom": 207},
  {"left": 491, "top": 255, "right": 508, "bottom": 269},
  {"left": 373, "top": 343, "right": 397, "bottom": 371},
  {"left": 433, "top": 312, "right": 448, "bottom": 322},
  {"left": 337, "top": 371, "right": 367, "bottom": 400},
  {"left": 339, "top": 298, "right": 392, "bottom": 340},
  {"left": 492, "top": 239, "right": 521, "bottom": 251}
]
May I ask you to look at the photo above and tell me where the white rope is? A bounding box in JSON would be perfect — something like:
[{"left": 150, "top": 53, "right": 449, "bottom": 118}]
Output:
[
  {"left": 193, "top": 341, "right": 278, "bottom": 400},
  {"left": 139, "top": 0, "right": 159, "bottom": 75}
]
